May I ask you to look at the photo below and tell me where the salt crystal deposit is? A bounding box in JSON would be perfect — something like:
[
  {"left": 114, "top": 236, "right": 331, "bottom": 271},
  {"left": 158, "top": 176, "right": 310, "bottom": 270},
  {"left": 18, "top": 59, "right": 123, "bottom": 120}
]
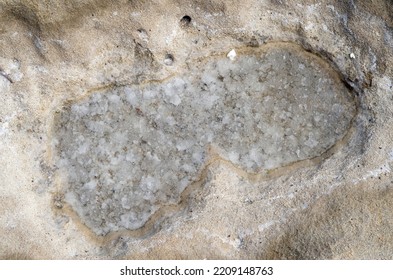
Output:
[{"left": 53, "top": 45, "right": 355, "bottom": 235}]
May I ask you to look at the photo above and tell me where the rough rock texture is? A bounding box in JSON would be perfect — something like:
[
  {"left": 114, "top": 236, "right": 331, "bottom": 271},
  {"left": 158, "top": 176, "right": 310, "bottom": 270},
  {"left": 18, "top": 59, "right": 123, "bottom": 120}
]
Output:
[{"left": 0, "top": 0, "right": 392, "bottom": 259}]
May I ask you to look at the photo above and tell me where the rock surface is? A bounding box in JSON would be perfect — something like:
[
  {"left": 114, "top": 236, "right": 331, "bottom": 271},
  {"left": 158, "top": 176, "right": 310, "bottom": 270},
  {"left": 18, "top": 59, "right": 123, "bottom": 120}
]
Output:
[{"left": 0, "top": 0, "right": 392, "bottom": 259}]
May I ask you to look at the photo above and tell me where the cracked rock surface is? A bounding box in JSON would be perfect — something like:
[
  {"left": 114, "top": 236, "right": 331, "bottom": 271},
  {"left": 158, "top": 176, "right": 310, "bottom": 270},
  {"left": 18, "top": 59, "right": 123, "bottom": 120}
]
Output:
[{"left": 0, "top": 0, "right": 393, "bottom": 259}]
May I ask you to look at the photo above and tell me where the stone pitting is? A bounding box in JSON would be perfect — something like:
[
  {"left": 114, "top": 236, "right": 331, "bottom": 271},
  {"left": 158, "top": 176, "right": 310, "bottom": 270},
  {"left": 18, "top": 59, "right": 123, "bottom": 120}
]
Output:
[{"left": 53, "top": 44, "right": 356, "bottom": 236}]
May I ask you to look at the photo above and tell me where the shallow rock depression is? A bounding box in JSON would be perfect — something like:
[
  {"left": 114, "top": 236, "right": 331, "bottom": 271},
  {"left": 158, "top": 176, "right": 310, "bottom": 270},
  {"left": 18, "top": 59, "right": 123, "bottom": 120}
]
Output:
[{"left": 53, "top": 44, "right": 356, "bottom": 236}]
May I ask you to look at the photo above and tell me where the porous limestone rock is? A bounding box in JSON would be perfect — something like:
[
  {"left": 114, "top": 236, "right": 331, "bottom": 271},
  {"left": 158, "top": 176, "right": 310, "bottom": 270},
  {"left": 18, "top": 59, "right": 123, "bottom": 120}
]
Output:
[{"left": 0, "top": 0, "right": 393, "bottom": 259}]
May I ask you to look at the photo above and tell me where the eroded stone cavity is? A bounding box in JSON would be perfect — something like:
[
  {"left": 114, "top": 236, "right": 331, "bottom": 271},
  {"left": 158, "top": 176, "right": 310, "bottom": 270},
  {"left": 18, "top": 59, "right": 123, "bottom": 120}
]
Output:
[{"left": 53, "top": 44, "right": 356, "bottom": 236}]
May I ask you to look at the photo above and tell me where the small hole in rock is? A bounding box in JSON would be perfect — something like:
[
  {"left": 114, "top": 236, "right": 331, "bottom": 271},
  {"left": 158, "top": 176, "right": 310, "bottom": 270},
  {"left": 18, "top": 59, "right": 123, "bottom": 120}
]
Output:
[
  {"left": 164, "top": 54, "right": 174, "bottom": 66},
  {"left": 137, "top": 28, "right": 148, "bottom": 40},
  {"left": 180, "top": 15, "right": 192, "bottom": 27}
]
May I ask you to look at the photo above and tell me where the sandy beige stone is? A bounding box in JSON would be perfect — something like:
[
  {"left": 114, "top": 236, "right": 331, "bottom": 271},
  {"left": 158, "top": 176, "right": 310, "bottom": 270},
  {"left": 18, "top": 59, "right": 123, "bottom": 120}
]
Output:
[{"left": 0, "top": 0, "right": 393, "bottom": 259}]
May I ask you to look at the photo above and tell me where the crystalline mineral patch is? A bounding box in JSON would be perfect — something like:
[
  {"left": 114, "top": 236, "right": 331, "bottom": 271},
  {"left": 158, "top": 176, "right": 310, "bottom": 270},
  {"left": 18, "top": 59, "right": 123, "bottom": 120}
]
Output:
[{"left": 53, "top": 44, "right": 356, "bottom": 235}]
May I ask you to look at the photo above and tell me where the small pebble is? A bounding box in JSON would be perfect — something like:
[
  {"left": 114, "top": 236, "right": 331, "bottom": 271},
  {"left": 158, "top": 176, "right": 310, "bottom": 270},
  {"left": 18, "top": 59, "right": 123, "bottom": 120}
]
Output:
[{"left": 227, "top": 49, "right": 237, "bottom": 61}]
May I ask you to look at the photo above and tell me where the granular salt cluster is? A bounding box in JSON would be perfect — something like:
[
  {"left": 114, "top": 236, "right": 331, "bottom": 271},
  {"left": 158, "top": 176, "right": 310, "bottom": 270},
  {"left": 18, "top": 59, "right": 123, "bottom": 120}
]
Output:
[{"left": 53, "top": 45, "right": 356, "bottom": 235}]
